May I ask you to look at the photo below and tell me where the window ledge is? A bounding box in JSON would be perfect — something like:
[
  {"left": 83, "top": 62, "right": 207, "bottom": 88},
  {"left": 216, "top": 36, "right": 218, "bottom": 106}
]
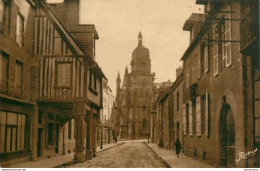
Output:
[{"left": 54, "top": 86, "right": 72, "bottom": 89}]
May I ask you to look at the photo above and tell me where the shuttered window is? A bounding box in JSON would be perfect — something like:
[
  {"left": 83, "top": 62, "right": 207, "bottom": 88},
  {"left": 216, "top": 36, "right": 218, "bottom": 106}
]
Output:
[
  {"left": 222, "top": 5, "right": 232, "bottom": 67},
  {"left": 57, "top": 63, "right": 72, "bottom": 87},
  {"left": 196, "top": 96, "right": 201, "bottom": 136}
]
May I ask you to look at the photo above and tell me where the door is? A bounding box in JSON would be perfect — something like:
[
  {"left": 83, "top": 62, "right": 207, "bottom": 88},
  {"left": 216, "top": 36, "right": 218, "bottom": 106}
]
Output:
[
  {"left": 37, "top": 128, "right": 43, "bottom": 157},
  {"left": 220, "top": 102, "right": 235, "bottom": 167}
]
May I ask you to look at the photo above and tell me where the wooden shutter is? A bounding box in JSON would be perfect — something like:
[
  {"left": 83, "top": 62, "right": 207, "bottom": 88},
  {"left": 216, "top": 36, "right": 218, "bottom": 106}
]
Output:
[
  {"left": 183, "top": 104, "right": 186, "bottom": 135},
  {"left": 196, "top": 96, "right": 201, "bottom": 136},
  {"left": 189, "top": 100, "right": 193, "bottom": 135},
  {"left": 205, "top": 93, "right": 209, "bottom": 136}
]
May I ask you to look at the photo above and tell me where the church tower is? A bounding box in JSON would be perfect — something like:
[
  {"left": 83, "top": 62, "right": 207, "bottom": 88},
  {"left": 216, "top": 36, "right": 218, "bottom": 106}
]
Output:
[
  {"left": 115, "top": 32, "right": 155, "bottom": 140},
  {"left": 131, "top": 32, "right": 151, "bottom": 73}
]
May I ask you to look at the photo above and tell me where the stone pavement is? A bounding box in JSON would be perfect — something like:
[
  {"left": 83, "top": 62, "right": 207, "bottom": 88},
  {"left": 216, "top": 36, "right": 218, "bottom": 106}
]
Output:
[
  {"left": 67, "top": 141, "right": 168, "bottom": 168},
  {"left": 146, "top": 142, "right": 215, "bottom": 168},
  {"left": 2, "top": 142, "right": 123, "bottom": 168}
]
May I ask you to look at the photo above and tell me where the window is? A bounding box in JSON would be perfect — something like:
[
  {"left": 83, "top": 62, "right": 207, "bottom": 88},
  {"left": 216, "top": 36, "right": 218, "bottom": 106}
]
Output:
[
  {"left": 222, "top": 5, "right": 232, "bottom": 67},
  {"left": 54, "top": 30, "right": 62, "bottom": 54},
  {"left": 192, "top": 55, "right": 196, "bottom": 83},
  {"left": 0, "top": 1, "right": 11, "bottom": 34},
  {"left": 177, "top": 91, "right": 179, "bottom": 111},
  {"left": 187, "top": 103, "right": 190, "bottom": 134},
  {"left": 201, "top": 95, "right": 206, "bottom": 134},
  {"left": 16, "top": 13, "right": 24, "bottom": 47},
  {"left": 38, "top": 110, "right": 43, "bottom": 124},
  {"left": 196, "top": 52, "right": 201, "bottom": 79},
  {"left": 56, "top": 62, "right": 72, "bottom": 87},
  {"left": 0, "top": 111, "right": 26, "bottom": 153},
  {"left": 183, "top": 104, "right": 187, "bottom": 135},
  {"left": 204, "top": 46, "right": 209, "bottom": 73},
  {"left": 89, "top": 70, "right": 97, "bottom": 90},
  {"left": 0, "top": 51, "right": 9, "bottom": 85},
  {"left": 15, "top": 60, "right": 23, "bottom": 88},
  {"left": 48, "top": 123, "right": 54, "bottom": 145},
  {"left": 213, "top": 23, "right": 219, "bottom": 76},
  {"left": 68, "top": 120, "right": 72, "bottom": 139},
  {"left": 192, "top": 99, "right": 196, "bottom": 134}
]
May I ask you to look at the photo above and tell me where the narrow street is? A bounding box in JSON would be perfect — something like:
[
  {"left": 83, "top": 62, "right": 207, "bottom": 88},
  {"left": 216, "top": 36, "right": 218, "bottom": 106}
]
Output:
[{"left": 68, "top": 141, "right": 168, "bottom": 168}]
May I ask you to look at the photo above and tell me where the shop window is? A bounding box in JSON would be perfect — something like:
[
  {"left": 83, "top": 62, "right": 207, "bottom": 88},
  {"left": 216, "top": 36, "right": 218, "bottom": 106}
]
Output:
[{"left": 0, "top": 111, "right": 26, "bottom": 153}]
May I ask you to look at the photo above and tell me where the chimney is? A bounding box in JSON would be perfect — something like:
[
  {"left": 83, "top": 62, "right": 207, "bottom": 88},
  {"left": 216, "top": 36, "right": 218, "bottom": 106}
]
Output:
[
  {"left": 176, "top": 66, "right": 183, "bottom": 78},
  {"left": 49, "top": 0, "right": 80, "bottom": 25},
  {"left": 64, "top": 0, "right": 79, "bottom": 25}
]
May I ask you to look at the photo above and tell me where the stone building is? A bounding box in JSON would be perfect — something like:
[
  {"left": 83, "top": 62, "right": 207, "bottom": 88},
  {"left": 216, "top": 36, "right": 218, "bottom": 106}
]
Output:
[
  {"left": 115, "top": 32, "right": 155, "bottom": 140},
  {"left": 98, "top": 79, "right": 115, "bottom": 148},
  {"left": 152, "top": 81, "right": 173, "bottom": 146},
  {"left": 181, "top": 0, "right": 258, "bottom": 168},
  {"left": 0, "top": 0, "right": 106, "bottom": 165},
  {"left": 152, "top": 67, "right": 183, "bottom": 150},
  {"left": 0, "top": 0, "right": 35, "bottom": 162},
  {"left": 239, "top": 0, "right": 259, "bottom": 167}
]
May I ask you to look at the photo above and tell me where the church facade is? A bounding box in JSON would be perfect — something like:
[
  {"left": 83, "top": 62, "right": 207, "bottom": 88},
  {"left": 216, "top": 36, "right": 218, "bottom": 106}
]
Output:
[{"left": 116, "top": 33, "right": 155, "bottom": 140}]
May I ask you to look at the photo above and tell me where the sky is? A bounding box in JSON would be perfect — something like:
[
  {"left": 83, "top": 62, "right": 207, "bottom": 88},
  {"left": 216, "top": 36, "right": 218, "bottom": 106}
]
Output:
[{"left": 48, "top": 0, "right": 204, "bottom": 96}]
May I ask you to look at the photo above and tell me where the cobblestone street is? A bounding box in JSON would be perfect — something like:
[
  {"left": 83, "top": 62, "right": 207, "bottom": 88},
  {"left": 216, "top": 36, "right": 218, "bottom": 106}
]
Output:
[{"left": 68, "top": 141, "right": 168, "bottom": 168}]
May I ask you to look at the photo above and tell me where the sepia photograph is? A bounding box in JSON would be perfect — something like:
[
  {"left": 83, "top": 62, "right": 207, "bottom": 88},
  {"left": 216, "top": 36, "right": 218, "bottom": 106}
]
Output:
[{"left": 0, "top": 0, "right": 259, "bottom": 169}]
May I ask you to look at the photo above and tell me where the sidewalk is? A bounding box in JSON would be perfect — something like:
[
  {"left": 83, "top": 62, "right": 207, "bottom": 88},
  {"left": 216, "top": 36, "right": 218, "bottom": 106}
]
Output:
[
  {"left": 146, "top": 142, "right": 214, "bottom": 168},
  {"left": 2, "top": 142, "right": 124, "bottom": 168}
]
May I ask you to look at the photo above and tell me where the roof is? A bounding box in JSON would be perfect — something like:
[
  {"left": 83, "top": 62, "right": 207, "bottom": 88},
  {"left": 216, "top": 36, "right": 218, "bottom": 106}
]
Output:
[
  {"left": 183, "top": 13, "right": 205, "bottom": 31},
  {"left": 40, "top": 0, "right": 106, "bottom": 79}
]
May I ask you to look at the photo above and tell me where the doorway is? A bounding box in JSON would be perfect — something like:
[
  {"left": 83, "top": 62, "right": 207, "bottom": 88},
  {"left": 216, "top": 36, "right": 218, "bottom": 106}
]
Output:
[
  {"left": 219, "top": 100, "right": 235, "bottom": 167},
  {"left": 37, "top": 128, "right": 43, "bottom": 157}
]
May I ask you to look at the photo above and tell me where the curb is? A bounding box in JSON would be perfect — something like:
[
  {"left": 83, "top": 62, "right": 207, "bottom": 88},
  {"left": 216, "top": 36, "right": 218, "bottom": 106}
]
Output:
[
  {"left": 144, "top": 142, "right": 171, "bottom": 168},
  {"left": 55, "top": 142, "right": 125, "bottom": 168}
]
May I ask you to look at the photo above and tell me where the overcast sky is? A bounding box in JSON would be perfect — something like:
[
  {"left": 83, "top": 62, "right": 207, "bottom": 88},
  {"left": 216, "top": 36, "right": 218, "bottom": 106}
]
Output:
[{"left": 48, "top": 0, "right": 204, "bottom": 96}]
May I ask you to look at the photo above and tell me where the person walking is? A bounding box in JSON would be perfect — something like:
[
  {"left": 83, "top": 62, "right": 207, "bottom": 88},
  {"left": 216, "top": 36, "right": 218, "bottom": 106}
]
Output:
[{"left": 175, "top": 138, "right": 181, "bottom": 158}]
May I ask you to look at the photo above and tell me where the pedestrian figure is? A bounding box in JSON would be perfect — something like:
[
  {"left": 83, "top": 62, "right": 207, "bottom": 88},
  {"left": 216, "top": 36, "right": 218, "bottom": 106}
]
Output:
[
  {"left": 158, "top": 139, "right": 163, "bottom": 149},
  {"left": 115, "top": 137, "right": 117, "bottom": 143},
  {"left": 175, "top": 138, "right": 181, "bottom": 158}
]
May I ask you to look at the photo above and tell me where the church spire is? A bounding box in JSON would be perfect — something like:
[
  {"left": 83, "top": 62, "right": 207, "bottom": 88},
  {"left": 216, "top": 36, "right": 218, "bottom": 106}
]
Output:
[
  {"left": 116, "top": 71, "right": 121, "bottom": 90},
  {"left": 138, "top": 32, "right": 142, "bottom": 47},
  {"left": 125, "top": 65, "right": 128, "bottom": 75}
]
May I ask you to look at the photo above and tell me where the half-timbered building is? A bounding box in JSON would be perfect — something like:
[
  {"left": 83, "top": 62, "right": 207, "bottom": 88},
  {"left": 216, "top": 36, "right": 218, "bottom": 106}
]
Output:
[
  {"left": 31, "top": 0, "right": 105, "bottom": 163},
  {"left": 1, "top": 0, "right": 105, "bottom": 165}
]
